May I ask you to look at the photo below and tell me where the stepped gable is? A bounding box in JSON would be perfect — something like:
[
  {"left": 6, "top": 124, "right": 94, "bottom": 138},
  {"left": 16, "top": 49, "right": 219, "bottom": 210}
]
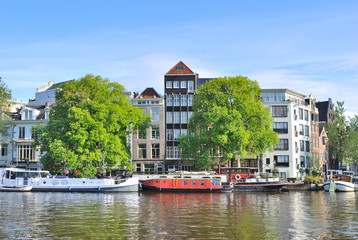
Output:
[
  {"left": 137, "top": 87, "right": 161, "bottom": 99},
  {"left": 166, "top": 61, "right": 195, "bottom": 75}
]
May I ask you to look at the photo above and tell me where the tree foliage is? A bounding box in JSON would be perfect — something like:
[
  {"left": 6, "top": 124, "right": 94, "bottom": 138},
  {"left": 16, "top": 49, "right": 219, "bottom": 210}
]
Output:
[
  {"left": 32, "top": 74, "right": 150, "bottom": 177},
  {"left": 326, "top": 101, "right": 358, "bottom": 167},
  {"left": 178, "top": 76, "right": 278, "bottom": 170},
  {"left": 0, "top": 78, "right": 11, "bottom": 134}
]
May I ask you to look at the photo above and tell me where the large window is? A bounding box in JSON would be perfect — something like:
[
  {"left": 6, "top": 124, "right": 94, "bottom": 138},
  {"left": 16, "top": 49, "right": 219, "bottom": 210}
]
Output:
[
  {"left": 17, "top": 144, "right": 35, "bottom": 161},
  {"left": 299, "top": 124, "right": 304, "bottom": 135},
  {"left": 174, "top": 95, "right": 180, "bottom": 106},
  {"left": 305, "top": 141, "right": 310, "bottom": 152},
  {"left": 166, "top": 81, "right": 172, "bottom": 88},
  {"left": 181, "top": 129, "right": 188, "bottom": 135},
  {"left": 138, "top": 144, "right": 147, "bottom": 159},
  {"left": 167, "top": 146, "right": 173, "bottom": 158},
  {"left": 261, "top": 92, "right": 285, "bottom": 102},
  {"left": 181, "top": 81, "right": 186, "bottom": 88},
  {"left": 299, "top": 108, "right": 303, "bottom": 120},
  {"left": 138, "top": 129, "right": 146, "bottom": 139},
  {"left": 167, "top": 112, "right": 173, "bottom": 124},
  {"left": 273, "top": 122, "right": 288, "bottom": 133},
  {"left": 181, "top": 95, "right": 187, "bottom": 106},
  {"left": 274, "top": 155, "right": 289, "bottom": 167},
  {"left": 152, "top": 126, "right": 160, "bottom": 139},
  {"left": 174, "top": 146, "right": 181, "bottom": 159},
  {"left": 304, "top": 110, "right": 309, "bottom": 121},
  {"left": 173, "top": 81, "right": 179, "bottom": 88},
  {"left": 18, "top": 127, "right": 25, "bottom": 139},
  {"left": 272, "top": 106, "right": 287, "bottom": 117},
  {"left": 166, "top": 129, "right": 173, "bottom": 141},
  {"left": 167, "top": 95, "right": 172, "bottom": 106},
  {"left": 188, "top": 81, "right": 194, "bottom": 92},
  {"left": 181, "top": 112, "right": 187, "bottom": 124},
  {"left": 174, "top": 129, "right": 180, "bottom": 140},
  {"left": 274, "top": 139, "right": 289, "bottom": 150},
  {"left": 188, "top": 95, "right": 194, "bottom": 106},
  {"left": 151, "top": 108, "right": 160, "bottom": 121},
  {"left": 174, "top": 112, "right": 180, "bottom": 123},
  {"left": 305, "top": 126, "right": 309, "bottom": 136},
  {"left": 300, "top": 140, "right": 304, "bottom": 151},
  {"left": 152, "top": 144, "right": 160, "bottom": 159},
  {"left": 1, "top": 144, "right": 8, "bottom": 156}
]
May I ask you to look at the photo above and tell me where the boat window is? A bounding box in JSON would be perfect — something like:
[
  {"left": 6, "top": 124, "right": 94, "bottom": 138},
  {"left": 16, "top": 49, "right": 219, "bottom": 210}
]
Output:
[
  {"left": 163, "top": 180, "right": 166, "bottom": 183},
  {"left": 192, "top": 181, "right": 196, "bottom": 186},
  {"left": 156, "top": 180, "right": 158, "bottom": 183},
  {"left": 200, "top": 181, "right": 204, "bottom": 186},
  {"left": 211, "top": 180, "right": 220, "bottom": 186},
  {"left": 183, "top": 181, "right": 187, "bottom": 186},
  {"left": 184, "top": 176, "right": 191, "bottom": 178}
]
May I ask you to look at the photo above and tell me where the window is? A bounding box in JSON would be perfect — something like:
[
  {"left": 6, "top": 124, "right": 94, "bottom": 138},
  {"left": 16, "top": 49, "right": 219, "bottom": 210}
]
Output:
[
  {"left": 167, "top": 112, "right": 173, "bottom": 124},
  {"left": 152, "top": 126, "right": 160, "bottom": 139},
  {"left": 305, "top": 141, "right": 310, "bottom": 152},
  {"left": 167, "top": 146, "right": 173, "bottom": 158},
  {"left": 304, "top": 110, "right": 309, "bottom": 121},
  {"left": 274, "top": 155, "right": 289, "bottom": 167},
  {"left": 299, "top": 124, "right": 304, "bottom": 135},
  {"left": 18, "top": 127, "right": 25, "bottom": 139},
  {"left": 181, "top": 81, "right": 187, "bottom": 88},
  {"left": 299, "top": 108, "right": 303, "bottom": 120},
  {"left": 273, "top": 122, "right": 288, "bottom": 133},
  {"left": 1, "top": 144, "right": 8, "bottom": 156},
  {"left": 138, "top": 129, "right": 146, "bottom": 139},
  {"left": 274, "top": 139, "right": 289, "bottom": 150},
  {"left": 266, "top": 158, "right": 270, "bottom": 164},
  {"left": 138, "top": 144, "right": 147, "bottom": 159},
  {"left": 188, "top": 81, "right": 194, "bottom": 92},
  {"left": 188, "top": 112, "right": 193, "bottom": 120},
  {"left": 181, "top": 95, "right": 187, "bottom": 106},
  {"left": 45, "top": 110, "right": 49, "bottom": 120},
  {"left": 174, "top": 112, "right": 180, "bottom": 123},
  {"left": 181, "top": 129, "right": 188, "bottom": 136},
  {"left": 200, "top": 181, "right": 204, "bottom": 186},
  {"left": 167, "top": 95, "right": 173, "bottom": 106},
  {"left": 167, "top": 129, "right": 173, "bottom": 141},
  {"left": 300, "top": 140, "right": 304, "bottom": 151},
  {"left": 174, "top": 146, "right": 180, "bottom": 158},
  {"left": 136, "top": 163, "right": 141, "bottom": 172},
  {"left": 300, "top": 156, "right": 305, "bottom": 167},
  {"left": 181, "top": 112, "right": 187, "bottom": 124},
  {"left": 314, "top": 114, "right": 318, "bottom": 122},
  {"left": 183, "top": 181, "right": 187, "bottom": 186},
  {"left": 305, "top": 126, "right": 309, "bottom": 136},
  {"left": 174, "top": 129, "right": 180, "bottom": 140},
  {"left": 144, "top": 164, "right": 154, "bottom": 173},
  {"left": 166, "top": 81, "right": 172, "bottom": 88},
  {"left": 174, "top": 81, "right": 179, "bottom": 88},
  {"left": 176, "top": 65, "right": 184, "bottom": 70},
  {"left": 152, "top": 144, "right": 160, "bottom": 159},
  {"left": 151, "top": 108, "right": 160, "bottom": 121},
  {"left": 192, "top": 181, "right": 196, "bottom": 186},
  {"left": 322, "top": 137, "right": 326, "bottom": 145},
  {"left": 188, "top": 95, "right": 194, "bottom": 106},
  {"left": 174, "top": 95, "right": 180, "bottom": 106},
  {"left": 272, "top": 106, "right": 287, "bottom": 117},
  {"left": 17, "top": 144, "right": 35, "bottom": 161}
]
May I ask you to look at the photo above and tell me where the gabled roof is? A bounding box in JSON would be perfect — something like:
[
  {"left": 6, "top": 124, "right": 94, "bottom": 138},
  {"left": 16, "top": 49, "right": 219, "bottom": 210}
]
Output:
[
  {"left": 136, "top": 88, "right": 162, "bottom": 99},
  {"left": 166, "top": 61, "right": 195, "bottom": 75}
]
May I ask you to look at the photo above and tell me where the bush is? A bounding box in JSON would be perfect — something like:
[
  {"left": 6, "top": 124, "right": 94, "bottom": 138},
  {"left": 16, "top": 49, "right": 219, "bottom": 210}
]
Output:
[{"left": 304, "top": 176, "right": 324, "bottom": 183}]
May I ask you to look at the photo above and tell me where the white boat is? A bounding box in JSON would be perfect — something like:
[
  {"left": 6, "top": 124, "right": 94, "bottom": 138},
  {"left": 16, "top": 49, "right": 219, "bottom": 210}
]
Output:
[
  {"left": 31, "top": 176, "right": 139, "bottom": 192},
  {"left": 323, "top": 174, "right": 356, "bottom": 192},
  {"left": 1, "top": 167, "right": 139, "bottom": 192}
]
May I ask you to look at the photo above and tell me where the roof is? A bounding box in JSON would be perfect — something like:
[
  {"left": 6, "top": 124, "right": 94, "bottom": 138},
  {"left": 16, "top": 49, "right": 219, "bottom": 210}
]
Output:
[
  {"left": 261, "top": 89, "right": 306, "bottom": 98},
  {"left": 47, "top": 80, "right": 75, "bottom": 90},
  {"left": 197, "top": 78, "right": 214, "bottom": 89},
  {"left": 316, "top": 100, "right": 330, "bottom": 122},
  {"left": 166, "top": 61, "right": 195, "bottom": 75},
  {"left": 136, "top": 88, "right": 162, "bottom": 99}
]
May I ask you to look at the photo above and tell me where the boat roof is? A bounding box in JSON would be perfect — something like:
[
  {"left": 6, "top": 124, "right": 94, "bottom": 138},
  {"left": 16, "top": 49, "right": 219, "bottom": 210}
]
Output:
[{"left": 1, "top": 168, "right": 49, "bottom": 173}]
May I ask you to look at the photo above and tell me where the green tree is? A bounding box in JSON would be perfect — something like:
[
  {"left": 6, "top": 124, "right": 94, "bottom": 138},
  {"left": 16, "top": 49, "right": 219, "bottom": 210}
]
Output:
[
  {"left": 0, "top": 78, "right": 11, "bottom": 134},
  {"left": 178, "top": 76, "right": 278, "bottom": 170},
  {"left": 32, "top": 74, "right": 150, "bottom": 177}
]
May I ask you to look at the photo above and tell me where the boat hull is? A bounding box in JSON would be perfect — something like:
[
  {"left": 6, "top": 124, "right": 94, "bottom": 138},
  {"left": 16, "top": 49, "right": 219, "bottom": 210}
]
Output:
[
  {"left": 142, "top": 185, "right": 232, "bottom": 193},
  {"left": 232, "top": 182, "right": 288, "bottom": 192},
  {"left": 0, "top": 186, "right": 32, "bottom": 192},
  {"left": 324, "top": 180, "right": 355, "bottom": 192}
]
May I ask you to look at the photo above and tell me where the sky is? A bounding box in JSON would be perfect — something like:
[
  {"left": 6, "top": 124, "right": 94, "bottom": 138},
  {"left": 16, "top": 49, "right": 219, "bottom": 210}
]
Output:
[{"left": 1, "top": 1, "right": 358, "bottom": 116}]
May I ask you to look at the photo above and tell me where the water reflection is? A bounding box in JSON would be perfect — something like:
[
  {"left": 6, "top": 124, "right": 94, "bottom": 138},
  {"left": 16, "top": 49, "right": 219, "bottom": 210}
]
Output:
[{"left": 1, "top": 191, "right": 358, "bottom": 239}]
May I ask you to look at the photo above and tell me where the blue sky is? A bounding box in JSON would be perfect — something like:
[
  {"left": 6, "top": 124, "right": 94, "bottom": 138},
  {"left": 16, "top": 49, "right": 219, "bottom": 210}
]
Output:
[{"left": 1, "top": 1, "right": 358, "bottom": 115}]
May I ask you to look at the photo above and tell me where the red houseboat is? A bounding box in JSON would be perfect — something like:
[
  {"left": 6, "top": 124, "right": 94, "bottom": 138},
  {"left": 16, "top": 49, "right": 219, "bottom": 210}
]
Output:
[{"left": 141, "top": 176, "right": 233, "bottom": 193}]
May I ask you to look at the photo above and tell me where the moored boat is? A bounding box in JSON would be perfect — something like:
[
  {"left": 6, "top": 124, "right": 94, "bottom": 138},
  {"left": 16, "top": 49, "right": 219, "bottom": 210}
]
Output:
[
  {"left": 1, "top": 168, "right": 48, "bottom": 192},
  {"left": 141, "top": 175, "right": 233, "bottom": 192},
  {"left": 230, "top": 174, "right": 289, "bottom": 192},
  {"left": 323, "top": 174, "right": 356, "bottom": 192}
]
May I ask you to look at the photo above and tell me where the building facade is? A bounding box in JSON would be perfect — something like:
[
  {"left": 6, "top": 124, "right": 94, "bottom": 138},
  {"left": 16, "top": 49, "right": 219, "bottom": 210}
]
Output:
[
  {"left": 306, "top": 94, "right": 321, "bottom": 171},
  {"left": 261, "top": 89, "right": 311, "bottom": 180},
  {"left": 131, "top": 88, "right": 166, "bottom": 174}
]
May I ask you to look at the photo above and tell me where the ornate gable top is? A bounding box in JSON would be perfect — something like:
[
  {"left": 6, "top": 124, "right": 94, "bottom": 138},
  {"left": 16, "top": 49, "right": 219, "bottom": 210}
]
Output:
[
  {"left": 166, "top": 61, "right": 195, "bottom": 75},
  {"left": 137, "top": 88, "right": 161, "bottom": 99}
]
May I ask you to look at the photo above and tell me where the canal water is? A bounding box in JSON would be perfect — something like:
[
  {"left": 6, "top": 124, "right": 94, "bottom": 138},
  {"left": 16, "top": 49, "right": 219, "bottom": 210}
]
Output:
[{"left": 1, "top": 191, "right": 358, "bottom": 239}]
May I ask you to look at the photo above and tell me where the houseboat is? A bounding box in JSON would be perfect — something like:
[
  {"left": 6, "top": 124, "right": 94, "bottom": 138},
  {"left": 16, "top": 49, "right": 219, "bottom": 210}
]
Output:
[
  {"left": 220, "top": 167, "right": 289, "bottom": 192},
  {"left": 323, "top": 174, "right": 356, "bottom": 192},
  {"left": 141, "top": 175, "right": 233, "bottom": 193}
]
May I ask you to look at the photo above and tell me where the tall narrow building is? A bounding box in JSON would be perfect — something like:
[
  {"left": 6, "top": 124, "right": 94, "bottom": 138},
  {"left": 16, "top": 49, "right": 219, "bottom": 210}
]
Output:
[{"left": 164, "top": 61, "right": 198, "bottom": 172}]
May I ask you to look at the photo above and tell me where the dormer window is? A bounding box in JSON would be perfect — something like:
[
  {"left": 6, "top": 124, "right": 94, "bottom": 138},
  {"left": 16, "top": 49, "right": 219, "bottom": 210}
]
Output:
[
  {"left": 176, "top": 65, "right": 184, "bottom": 70},
  {"left": 24, "top": 110, "right": 33, "bottom": 120}
]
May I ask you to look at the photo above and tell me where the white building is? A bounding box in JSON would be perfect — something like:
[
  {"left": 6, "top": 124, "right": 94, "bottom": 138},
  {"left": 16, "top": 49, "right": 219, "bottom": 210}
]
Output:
[{"left": 261, "top": 89, "right": 311, "bottom": 180}]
